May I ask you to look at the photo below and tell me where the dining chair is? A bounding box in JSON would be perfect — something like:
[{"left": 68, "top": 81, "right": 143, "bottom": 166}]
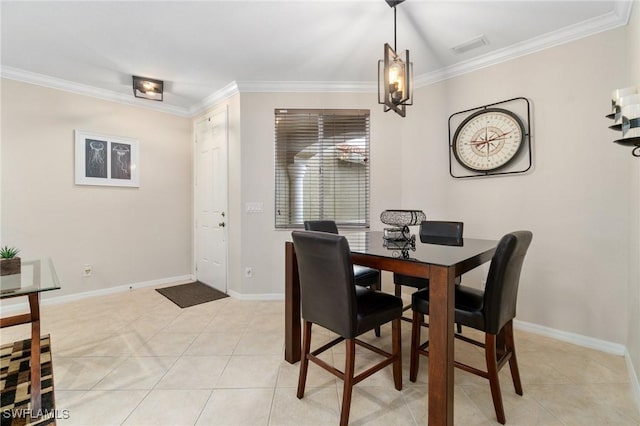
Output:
[
  {"left": 393, "top": 221, "right": 464, "bottom": 331},
  {"left": 291, "top": 230, "right": 403, "bottom": 426},
  {"left": 304, "top": 220, "right": 382, "bottom": 336},
  {"left": 409, "top": 230, "right": 533, "bottom": 425}
]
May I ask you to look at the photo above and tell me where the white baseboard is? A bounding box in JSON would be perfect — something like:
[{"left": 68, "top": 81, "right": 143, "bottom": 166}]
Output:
[
  {"left": 0, "top": 274, "right": 194, "bottom": 315},
  {"left": 227, "top": 290, "right": 284, "bottom": 301},
  {"left": 625, "top": 348, "right": 640, "bottom": 418},
  {"left": 514, "top": 319, "right": 626, "bottom": 355}
]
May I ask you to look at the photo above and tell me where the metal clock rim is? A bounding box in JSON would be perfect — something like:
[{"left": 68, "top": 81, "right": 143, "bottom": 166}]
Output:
[
  {"left": 452, "top": 107, "right": 526, "bottom": 173},
  {"left": 448, "top": 97, "right": 532, "bottom": 179}
]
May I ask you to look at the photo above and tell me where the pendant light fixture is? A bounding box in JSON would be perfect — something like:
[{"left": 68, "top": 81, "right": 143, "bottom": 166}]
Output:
[{"left": 378, "top": 0, "right": 413, "bottom": 117}]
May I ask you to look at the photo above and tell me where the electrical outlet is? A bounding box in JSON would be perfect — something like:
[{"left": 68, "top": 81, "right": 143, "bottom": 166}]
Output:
[
  {"left": 83, "top": 264, "right": 92, "bottom": 277},
  {"left": 245, "top": 267, "right": 253, "bottom": 278}
]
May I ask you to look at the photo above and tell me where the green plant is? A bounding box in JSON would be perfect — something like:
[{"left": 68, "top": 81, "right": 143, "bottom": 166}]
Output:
[{"left": 0, "top": 246, "right": 20, "bottom": 259}]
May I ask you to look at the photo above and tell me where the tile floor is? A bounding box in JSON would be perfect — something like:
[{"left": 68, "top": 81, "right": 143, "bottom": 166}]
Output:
[{"left": 1, "top": 284, "right": 638, "bottom": 425}]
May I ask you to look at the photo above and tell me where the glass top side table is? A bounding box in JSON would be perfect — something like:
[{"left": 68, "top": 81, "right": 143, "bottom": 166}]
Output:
[{"left": 0, "top": 258, "right": 61, "bottom": 412}]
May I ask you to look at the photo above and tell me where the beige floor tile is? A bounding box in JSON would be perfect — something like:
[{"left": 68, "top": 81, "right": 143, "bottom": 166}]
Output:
[
  {"left": 195, "top": 388, "right": 274, "bottom": 425},
  {"left": 94, "top": 356, "right": 178, "bottom": 390},
  {"left": 155, "top": 355, "right": 230, "bottom": 389},
  {"left": 132, "top": 332, "right": 199, "bottom": 356},
  {"left": 27, "top": 288, "right": 638, "bottom": 425},
  {"left": 233, "top": 331, "right": 284, "bottom": 355},
  {"left": 269, "top": 386, "right": 340, "bottom": 426},
  {"left": 184, "top": 332, "right": 242, "bottom": 356},
  {"left": 123, "top": 389, "right": 212, "bottom": 426},
  {"left": 337, "top": 386, "right": 416, "bottom": 426},
  {"left": 55, "top": 389, "right": 149, "bottom": 426},
  {"left": 216, "top": 355, "right": 281, "bottom": 388},
  {"left": 54, "top": 356, "right": 125, "bottom": 390}
]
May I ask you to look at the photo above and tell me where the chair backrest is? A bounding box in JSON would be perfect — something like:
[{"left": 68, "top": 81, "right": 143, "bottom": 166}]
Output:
[
  {"left": 483, "top": 231, "right": 533, "bottom": 334},
  {"left": 419, "top": 221, "right": 464, "bottom": 245},
  {"left": 292, "top": 230, "right": 357, "bottom": 337},
  {"left": 304, "top": 220, "right": 339, "bottom": 234}
]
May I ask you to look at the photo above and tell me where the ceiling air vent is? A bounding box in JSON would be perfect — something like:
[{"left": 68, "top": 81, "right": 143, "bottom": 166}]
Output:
[{"left": 451, "top": 35, "right": 488, "bottom": 54}]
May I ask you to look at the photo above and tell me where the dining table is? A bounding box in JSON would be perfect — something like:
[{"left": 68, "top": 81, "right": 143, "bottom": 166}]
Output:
[{"left": 284, "top": 230, "right": 497, "bottom": 426}]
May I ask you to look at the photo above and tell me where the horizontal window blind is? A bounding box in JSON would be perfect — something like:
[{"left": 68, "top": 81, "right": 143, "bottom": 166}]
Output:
[{"left": 275, "top": 109, "right": 370, "bottom": 229}]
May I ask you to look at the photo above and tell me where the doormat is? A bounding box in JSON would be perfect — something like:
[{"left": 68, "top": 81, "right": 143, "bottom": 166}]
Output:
[
  {"left": 155, "top": 281, "right": 228, "bottom": 308},
  {"left": 1, "top": 335, "right": 56, "bottom": 426}
]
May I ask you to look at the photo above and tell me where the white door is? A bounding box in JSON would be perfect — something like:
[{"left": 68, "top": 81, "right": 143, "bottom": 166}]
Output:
[{"left": 195, "top": 108, "right": 228, "bottom": 292}]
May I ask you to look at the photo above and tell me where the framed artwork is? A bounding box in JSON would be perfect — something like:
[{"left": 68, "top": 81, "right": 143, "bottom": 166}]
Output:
[{"left": 75, "top": 130, "right": 139, "bottom": 187}]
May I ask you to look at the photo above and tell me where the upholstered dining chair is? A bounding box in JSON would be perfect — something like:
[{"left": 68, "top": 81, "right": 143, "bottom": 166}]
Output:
[
  {"left": 292, "top": 231, "right": 403, "bottom": 426},
  {"left": 409, "top": 230, "right": 533, "bottom": 425},
  {"left": 393, "top": 221, "right": 464, "bottom": 330},
  {"left": 304, "top": 220, "right": 382, "bottom": 336}
]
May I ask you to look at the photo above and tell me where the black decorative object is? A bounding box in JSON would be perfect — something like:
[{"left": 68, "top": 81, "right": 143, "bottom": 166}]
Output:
[
  {"left": 449, "top": 97, "right": 532, "bottom": 178},
  {"left": 380, "top": 209, "right": 426, "bottom": 241},
  {"left": 607, "top": 87, "right": 640, "bottom": 157}
]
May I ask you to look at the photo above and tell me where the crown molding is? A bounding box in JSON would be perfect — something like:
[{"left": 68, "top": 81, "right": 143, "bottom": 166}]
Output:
[
  {"left": 188, "top": 81, "right": 240, "bottom": 117},
  {"left": 236, "top": 80, "right": 376, "bottom": 93},
  {"left": 414, "top": 1, "right": 632, "bottom": 88},
  {"left": 0, "top": 66, "right": 191, "bottom": 117}
]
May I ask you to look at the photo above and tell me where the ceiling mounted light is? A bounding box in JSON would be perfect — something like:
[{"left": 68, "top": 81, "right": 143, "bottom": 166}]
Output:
[
  {"left": 378, "top": 0, "right": 413, "bottom": 117},
  {"left": 132, "top": 76, "right": 163, "bottom": 101}
]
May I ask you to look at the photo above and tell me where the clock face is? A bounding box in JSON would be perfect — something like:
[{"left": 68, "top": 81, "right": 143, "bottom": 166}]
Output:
[{"left": 452, "top": 108, "right": 525, "bottom": 172}]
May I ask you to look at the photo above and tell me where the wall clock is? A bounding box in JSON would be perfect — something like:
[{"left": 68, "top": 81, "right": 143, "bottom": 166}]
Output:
[{"left": 448, "top": 97, "right": 532, "bottom": 178}]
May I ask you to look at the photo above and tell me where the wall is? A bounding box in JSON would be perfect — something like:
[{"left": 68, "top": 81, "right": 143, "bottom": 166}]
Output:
[
  {"left": 237, "top": 92, "right": 403, "bottom": 296},
  {"left": 626, "top": 0, "right": 640, "bottom": 400},
  {"left": 0, "top": 80, "right": 192, "bottom": 302},
  {"left": 401, "top": 27, "right": 630, "bottom": 345},
  {"left": 235, "top": 25, "right": 631, "bottom": 347}
]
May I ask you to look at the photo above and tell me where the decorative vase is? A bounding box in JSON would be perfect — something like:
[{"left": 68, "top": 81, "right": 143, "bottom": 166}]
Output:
[{"left": 0, "top": 257, "right": 21, "bottom": 276}]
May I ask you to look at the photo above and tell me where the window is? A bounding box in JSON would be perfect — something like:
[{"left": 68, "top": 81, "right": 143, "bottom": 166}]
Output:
[{"left": 275, "top": 109, "right": 370, "bottom": 229}]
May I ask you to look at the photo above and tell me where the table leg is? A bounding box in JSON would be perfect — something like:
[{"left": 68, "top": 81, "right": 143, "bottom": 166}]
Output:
[
  {"left": 28, "top": 293, "right": 41, "bottom": 413},
  {"left": 285, "top": 242, "right": 301, "bottom": 363},
  {"left": 427, "top": 265, "right": 455, "bottom": 426}
]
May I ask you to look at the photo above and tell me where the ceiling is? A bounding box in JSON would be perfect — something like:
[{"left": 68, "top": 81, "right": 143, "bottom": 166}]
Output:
[{"left": 0, "top": 1, "right": 632, "bottom": 116}]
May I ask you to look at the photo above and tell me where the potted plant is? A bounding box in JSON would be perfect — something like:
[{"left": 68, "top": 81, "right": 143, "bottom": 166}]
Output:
[{"left": 0, "top": 246, "right": 21, "bottom": 276}]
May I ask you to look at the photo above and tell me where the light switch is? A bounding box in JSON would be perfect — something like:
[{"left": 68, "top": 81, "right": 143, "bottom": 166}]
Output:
[{"left": 246, "top": 202, "right": 264, "bottom": 213}]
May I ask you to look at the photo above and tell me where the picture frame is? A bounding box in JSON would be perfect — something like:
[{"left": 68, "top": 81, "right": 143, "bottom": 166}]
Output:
[{"left": 75, "top": 130, "right": 139, "bottom": 187}]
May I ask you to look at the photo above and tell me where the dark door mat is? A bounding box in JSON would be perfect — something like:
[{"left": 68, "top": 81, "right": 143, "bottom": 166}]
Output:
[
  {"left": 1, "top": 335, "right": 56, "bottom": 426},
  {"left": 155, "top": 281, "right": 228, "bottom": 308}
]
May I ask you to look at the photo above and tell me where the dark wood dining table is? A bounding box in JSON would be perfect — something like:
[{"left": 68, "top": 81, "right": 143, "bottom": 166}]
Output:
[{"left": 285, "top": 230, "right": 497, "bottom": 426}]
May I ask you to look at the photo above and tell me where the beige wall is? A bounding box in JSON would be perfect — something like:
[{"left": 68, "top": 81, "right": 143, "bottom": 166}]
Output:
[
  {"left": 627, "top": 0, "right": 640, "bottom": 396},
  {"left": 0, "top": 79, "right": 192, "bottom": 301},
  {"left": 235, "top": 26, "right": 631, "bottom": 346},
  {"left": 401, "top": 27, "right": 631, "bottom": 345},
  {"left": 237, "top": 92, "right": 403, "bottom": 296}
]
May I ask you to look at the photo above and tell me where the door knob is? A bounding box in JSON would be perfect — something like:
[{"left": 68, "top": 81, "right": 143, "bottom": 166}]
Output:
[{"left": 218, "top": 222, "right": 225, "bottom": 227}]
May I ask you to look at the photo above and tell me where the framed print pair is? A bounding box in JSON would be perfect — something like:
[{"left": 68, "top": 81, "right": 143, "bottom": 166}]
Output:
[{"left": 75, "top": 130, "right": 139, "bottom": 187}]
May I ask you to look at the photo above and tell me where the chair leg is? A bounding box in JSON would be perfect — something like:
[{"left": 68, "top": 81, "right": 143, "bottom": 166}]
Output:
[
  {"left": 456, "top": 323, "right": 462, "bottom": 334},
  {"left": 374, "top": 276, "right": 382, "bottom": 337},
  {"left": 392, "top": 318, "right": 402, "bottom": 390},
  {"left": 504, "top": 321, "right": 523, "bottom": 396},
  {"left": 409, "top": 310, "right": 423, "bottom": 382},
  {"left": 394, "top": 283, "right": 402, "bottom": 298},
  {"left": 340, "top": 339, "right": 356, "bottom": 426},
  {"left": 297, "top": 320, "right": 312, "bottom": 399},
  {"left": 485, "top": 333, "right": 506, "bottom": 425}
]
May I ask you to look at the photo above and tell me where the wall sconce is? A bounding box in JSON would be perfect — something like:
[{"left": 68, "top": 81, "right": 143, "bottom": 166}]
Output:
[
  {"left": 132, "top": 76, "right": 163, "bottom": 101},
  {"left": 378, "top": 0, "right": 413, "bottom": 117},
  {"left": 608, "top": 86, "right": 639, "bottom": 157}
]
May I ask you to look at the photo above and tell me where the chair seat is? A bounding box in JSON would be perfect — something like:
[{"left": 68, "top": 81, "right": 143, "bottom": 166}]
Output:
[
  {"left": 412, "top": 285, "right": 484, "bottom": 331},
  {"left": 355, "top": 286, "right": 403, "bottom": 336},
  {"left": 354, "top": 265, "right": 381, "bottom": 288}
]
